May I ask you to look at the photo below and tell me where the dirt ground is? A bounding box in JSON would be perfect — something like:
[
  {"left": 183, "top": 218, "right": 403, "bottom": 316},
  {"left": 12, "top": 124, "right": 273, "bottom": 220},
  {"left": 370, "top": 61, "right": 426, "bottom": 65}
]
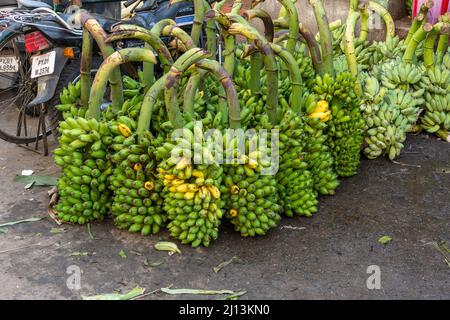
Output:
[{"left": 0, "top": 133, "right": 448, "bottom": 300}]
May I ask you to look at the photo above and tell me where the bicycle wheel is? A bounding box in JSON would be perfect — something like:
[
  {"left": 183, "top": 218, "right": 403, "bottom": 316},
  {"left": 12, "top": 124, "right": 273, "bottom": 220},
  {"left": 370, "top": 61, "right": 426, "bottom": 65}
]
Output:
[{"left": 0, "top": 31, "right": 53, "bottom": 145}]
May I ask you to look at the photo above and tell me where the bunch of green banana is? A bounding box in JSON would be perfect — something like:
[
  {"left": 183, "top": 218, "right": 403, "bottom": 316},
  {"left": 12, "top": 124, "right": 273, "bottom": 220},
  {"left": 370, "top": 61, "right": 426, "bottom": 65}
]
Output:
[
  {"left": 313, "top": 73, "right": 364, "bottom": 177},
  {"left": 291, "top": 43, "right": 317, "bottom": 87},
  {"left": 366, "top": 37, "right": 406, "bottom": 67},
  {"left": 361, "top": 77, "right": 413, "bottom": 159},
  {"left": 221, "top": 136, "right": 282, "bottom": 236},
  {"left": 302, "top": 94, "right": 340, "bottom": 195},
  {"left": 419, "top": 66, "right": 450, "bottom": 96},
  {"left": 53, "top": 116, "right": 113, "bottom": 224},
  {"left": 122, "top": 75, "right": 143, "bottom": 99},
  {"left": 55, "top": 82, "right": 87, "bottom": 119},
  {"left": 372, "top": 58, "right": 425, "bottom": 96},
  {"left": 109, "top": 128, "right": 166, "bottom": 236},
  {"left": 421, "top": 93, "right": 450, "bottom": 140},
  {"left": 156, "top": 123, "right": 224, "bottom": 247}
]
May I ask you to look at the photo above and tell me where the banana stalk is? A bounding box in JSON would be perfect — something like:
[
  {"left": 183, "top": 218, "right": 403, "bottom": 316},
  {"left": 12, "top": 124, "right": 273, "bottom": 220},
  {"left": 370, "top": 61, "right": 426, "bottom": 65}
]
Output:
[
  {"left": 344, "top": 9, "right": 363, "bottom": 96},
  {"left": 368, "top": 1, "right": 395, "bottom": 40},
  {"left": 205, "top": 10, "right": 235, "bottom": 76},
  {"left": 436, "top": 13, "right": 450, "bottom": 64},
  {"left": 299, "top": 24, "right": 324, "bottom": 76},
  {"left": 309, "top": 0, "right": 334, "bottom": 77},
  {"left": 405, "top": 0, "right": 433, "bottom": 46},
  {"left": 403, "top": 23, "right": 433, "bottom": 64},
  {"left": 107, "top": 25, "right": 174, "bottom": 71},
  {"left": 80, "top": 29, "right": 93, "bottom": 108},
  {"left": 194, "top": 59, "right": 241, "bottom": 128},
  {"left": 276, "top": 0, "right": 300, "bottom": 56},
  {"left": 80, "top": 13, "right": 124, "bottom": 112},
  {"left": 269, "top": 43, "right": 304, "bottom": 114},
  {"left": 358, "top": 1, "right": 369, "bottom": 42},
  {"left": 243, "top": 8, "right": 275, "bottom": 94},
  {"left": 87, "top": 48, "right": 157, "bottom": 120},
  {"left": 136, "top": 75, "right": 167, "bottom": 140},
  {"left": 228, "top": 20, "right": 280, "bottom": 124},
  {"left": 423, "top": 22, "right": 450, "bottom": 71},
  {"left": 162, "top": 25, "right": 196, "bottom": 50},
  {"left": 164, "top": 48, "right": 210, "bottom": 129}
]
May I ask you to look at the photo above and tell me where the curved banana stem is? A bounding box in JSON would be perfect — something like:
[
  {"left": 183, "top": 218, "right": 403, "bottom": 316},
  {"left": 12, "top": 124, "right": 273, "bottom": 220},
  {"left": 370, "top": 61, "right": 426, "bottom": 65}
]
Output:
[
  {"left": 403, "top": 23, "right": 433, "bottom": 64},
  {"left": 195, "top": 59, "right": 241, "bottom": 129},
  {"left": 228, "top": 19, "right": 279, "bottom": 124},
  {"left": 80, "top": 13, "right": 124, "bottom": 112},
  {"left": 164, "top": 48, "right": 210, "bottom": 129},
  {"left": 162, "top": 25, "right": 196, "bottom": 50},
  {"left": 151, "top": 19, "right": 177, "bottom": 37},
  {"left": 368, "top": 1, "right": 395, "bottom": 41},
  {"left": 137, "top": 75, "right": 166, "bottom": 140},
  {"left": 344, "top": 10, "right": 363, "bottom": 96},
  {"left": 299, "top": 24, "right": 324, "bottom": 76},
  {"left": 80, "top": 29, "right": 93, "bottom": 108},
  {"left": 277, "top": 0, "right": 299, "bottom": 55},
  {"left": 270, "top": 43, "right": 304, "bottom": 114},
  {"left": 405, "top": 0, "right": 433, "bottom": 46},
  {"left": 243, "top": 8, "right": 275, "bottom": 95},
  {"left": 424, "top": 23, "right": 450, "bottom": 71},
  {"left": 358, "top": 1, "right": 369, "bottom": 42},
  {"left": 87, "top": 48, "right": 157, "bottom": 121},
  {"left": 243, "top": 9, "right": 274, "bottom": 42},
  {"left": 309, "top": 0, "right": 334, "bottom": 77},
  {"left": 107, "top": 24, "right": 174, "bottom": 71},
  {"left": 436, "top": 13, "right": 450, "bottom": 64},
  {"left": 205, "top": 10, "right": 235, "bottom": 76}
]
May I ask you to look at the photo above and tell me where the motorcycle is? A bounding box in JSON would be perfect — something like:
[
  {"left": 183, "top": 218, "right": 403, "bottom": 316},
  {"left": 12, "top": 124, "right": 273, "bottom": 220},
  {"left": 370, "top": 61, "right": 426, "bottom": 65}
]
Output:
[{"left": 0, "top": 0, "right": 198, "bottom": 154}]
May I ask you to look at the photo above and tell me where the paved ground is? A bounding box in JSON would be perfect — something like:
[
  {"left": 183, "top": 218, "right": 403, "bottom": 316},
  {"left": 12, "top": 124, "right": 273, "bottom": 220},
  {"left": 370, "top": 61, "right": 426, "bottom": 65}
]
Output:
[{"left": 0, "top": 133, "right": 448, "bottom": 300}]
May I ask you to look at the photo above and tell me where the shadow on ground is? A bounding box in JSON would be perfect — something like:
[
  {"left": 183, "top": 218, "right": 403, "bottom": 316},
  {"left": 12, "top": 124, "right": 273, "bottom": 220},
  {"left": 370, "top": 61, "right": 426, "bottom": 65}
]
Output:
[{"left": 0, "top": 134, "right": 448, "bottom": 299}]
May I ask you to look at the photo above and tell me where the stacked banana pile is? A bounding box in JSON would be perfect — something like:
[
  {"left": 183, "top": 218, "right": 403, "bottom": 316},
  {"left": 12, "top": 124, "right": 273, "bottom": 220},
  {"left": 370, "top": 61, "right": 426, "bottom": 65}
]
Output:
[
  {"left": 108, "top": 119, "right": 165, "bottom": 235},
  {"left": 221, "top": 140, "right": 282, "bottom": 236},
  {"left": 53, "top": 116, "right": 113, "bottom": 224},
  {"left": 303, "top": 96, "right": 340, "bottom": 195},
  {"left": 313, "top": 73, "right": 363, "bottom": 177},
  {"left": 156, "top": 123, "right": 223, "bottom": 247}
]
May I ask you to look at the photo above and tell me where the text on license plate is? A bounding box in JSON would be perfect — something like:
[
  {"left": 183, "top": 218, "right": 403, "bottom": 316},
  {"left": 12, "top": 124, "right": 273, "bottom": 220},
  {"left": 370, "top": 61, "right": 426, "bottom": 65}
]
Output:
[
  {"left": 31, "top": 51, "right": 55, "bottom": 79},
  {"left": 0, "top": 56, "right": 19, "bottom": 73}
]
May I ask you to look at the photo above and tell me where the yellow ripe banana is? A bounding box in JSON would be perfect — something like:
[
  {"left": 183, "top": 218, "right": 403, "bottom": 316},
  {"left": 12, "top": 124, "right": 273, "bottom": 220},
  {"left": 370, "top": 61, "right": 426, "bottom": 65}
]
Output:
[
  {"left": 187, "top": 184, "right": 199, "bottom": 192},
  {"left": 144, "top": 181, "right": 155, "bottom": 191},
  {"left": 169, "top": 186, "right": 177, "bottom": 193},
  {"left": 207, "top": 185, "right": 221, "bottom": 199},
  {"left": 118, "top": 123, "right": 132, "bottom": 137},
  {"left": 192, "top": 169, "right": 204, "bottom": 179},
  {"left": 184, "top": 191, "right": 195, "bottom": 200},
  {"left": 164, "top": 174, "right": 176, "bottom": 180},
  {"left": 176, "top": 157, "right": 191, "bottom": 170},
  {"left": 246, "top": 160, "right": 258, "bottom": 169},
  {"left": 171, "top": 179, "right": 185, "bottom": 186},
  {"left": 199, "top": 186, "right": 209, "bottom": 199},
  {"left": 313, "top": 100, "right": 329, "bottom": 113},
  {"left": 230, "top": 185, "right": 240, "bottom": 194},
  {"left": 229, "top": 209, "right": 238, "bottom": 218},
  {"left": 133, "top": 163, "right": 143, "bottom": 171},
  {"left": 176, "top": 183, "right": 189, "bottom": 193}
]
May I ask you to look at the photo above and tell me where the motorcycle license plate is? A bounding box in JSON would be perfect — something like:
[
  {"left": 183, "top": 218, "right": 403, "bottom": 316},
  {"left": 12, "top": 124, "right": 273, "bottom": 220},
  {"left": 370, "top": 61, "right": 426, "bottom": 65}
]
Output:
[
  {"left": 0, "top": 56, "right": 19, "bottom": 73},
  {"left": 31, "top": 50, "right": 55, "bottom": 79}
]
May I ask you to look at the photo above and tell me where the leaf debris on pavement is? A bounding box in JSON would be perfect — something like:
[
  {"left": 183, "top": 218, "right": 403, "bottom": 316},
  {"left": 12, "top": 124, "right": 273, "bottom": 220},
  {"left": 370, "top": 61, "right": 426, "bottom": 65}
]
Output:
[
  {"left": 428, "top": 241, "right": 450, "bottom": 268},
  {"left": 119, "top": 250, "right": 127, "bottom": 259},
  {"left": 82, "top": 287, "right": 146, "bottom": 300},
  {"left": 70, "top": 252, "right": 91, "bottom": 257},
  {"left": 161, "top": 288, "right": 241, "bottom": 296},
  {"left": 378, "top": 236, "right": 392, "bottom": 245},
  {"left": 50, "top": 227, "right": 66, "bottom": 234},
  {"left": 14, "top": 175, "right": 57, "bottom": 187},
  {"left": 143, "top": 258, "right": 163, "bottom": 268},
  {"left": 87, "top": 223, "right": 94, "bottom": 240},
  {"left": 213, "top": 256, "right": 240, "bottom": 273},
  {"left": 0, "top": 217, "right": 43, "bottom": 228}
]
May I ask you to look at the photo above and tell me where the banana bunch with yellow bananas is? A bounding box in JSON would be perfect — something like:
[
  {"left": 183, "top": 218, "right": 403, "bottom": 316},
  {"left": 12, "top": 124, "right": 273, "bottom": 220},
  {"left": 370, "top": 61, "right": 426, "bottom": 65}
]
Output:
[
  {"left": 313, "top": 72, "right": 364, "bottom": 177},
  {"left": 156, "top": 123, "right": 224, "bottom": 247},
  {"left": 361, "top": 78, "right": 412, "bottom": 159},
  {"left": 109, "top": 130, "right": 166, "bottom": 236},
  {"left": 221, "top": 136, "right": 282, "bottom": 236},
  {"left": 55, "top": 81, "right": 87, "bottom": 119},
  {"left": 303, "top": 94, "right": 340, "bottom": 195},
  {"left": 257, "top": 110, "right": 318, "bottom": 217},
  {"left": 53, "top": 116, "right": 113, "bottom": 224}
]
